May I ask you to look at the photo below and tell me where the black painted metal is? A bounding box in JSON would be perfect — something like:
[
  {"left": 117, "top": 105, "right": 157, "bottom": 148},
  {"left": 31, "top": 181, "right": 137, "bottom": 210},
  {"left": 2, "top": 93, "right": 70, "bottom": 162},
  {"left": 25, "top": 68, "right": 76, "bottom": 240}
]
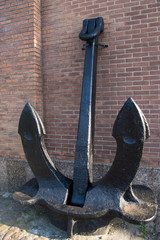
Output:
[
  {"left": 13, "top": 17, "right": 157, "bottom": 237},
  {"left": 16, "top": 103, "right": 72, "bottom": 206},
  {"left": 70, "top": 17, "right": 104, "bottom": 207}
]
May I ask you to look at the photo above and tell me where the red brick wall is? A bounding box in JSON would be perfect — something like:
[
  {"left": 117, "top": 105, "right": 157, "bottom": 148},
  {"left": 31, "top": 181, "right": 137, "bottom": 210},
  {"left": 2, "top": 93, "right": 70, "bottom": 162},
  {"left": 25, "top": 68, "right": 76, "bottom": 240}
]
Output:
[
  {"left": 0, "top": 0, "right": 160, "bottom": 169},
  {"left": 42, "top": 0, "right": 160, "bottom": 167},
  {"left": 0, "top": 0, "right": 42, "bottom": 160}
]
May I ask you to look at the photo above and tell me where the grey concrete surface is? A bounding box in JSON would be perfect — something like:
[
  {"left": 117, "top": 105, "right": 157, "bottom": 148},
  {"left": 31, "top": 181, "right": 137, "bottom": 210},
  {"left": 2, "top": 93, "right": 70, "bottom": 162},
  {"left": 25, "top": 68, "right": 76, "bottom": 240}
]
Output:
[{"left": 0, "top": 192, "right": 159, "bottom": 240}]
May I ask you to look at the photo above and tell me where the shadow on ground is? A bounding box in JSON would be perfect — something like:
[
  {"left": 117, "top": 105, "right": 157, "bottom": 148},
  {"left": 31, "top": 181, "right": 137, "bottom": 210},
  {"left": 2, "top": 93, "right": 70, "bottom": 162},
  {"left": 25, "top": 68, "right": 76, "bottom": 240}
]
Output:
[
  {"left": 0, "top": 192, "right": 67, "bottom": 239},
  {"left": 0, "top": 192, "right": 158, "bottom": 240}
]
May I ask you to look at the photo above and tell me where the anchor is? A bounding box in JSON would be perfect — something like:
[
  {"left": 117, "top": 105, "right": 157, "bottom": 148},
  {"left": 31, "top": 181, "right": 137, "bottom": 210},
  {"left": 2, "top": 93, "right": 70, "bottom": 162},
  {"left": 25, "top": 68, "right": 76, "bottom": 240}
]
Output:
[{"left": 13, "top": 17, "right": 157, "bottom": 236}]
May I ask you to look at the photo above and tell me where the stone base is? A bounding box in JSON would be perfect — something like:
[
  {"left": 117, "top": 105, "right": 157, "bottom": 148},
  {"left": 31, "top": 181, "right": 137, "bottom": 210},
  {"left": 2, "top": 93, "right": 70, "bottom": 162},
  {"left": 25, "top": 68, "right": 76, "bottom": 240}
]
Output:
[
  {"left": 0, "top": 158, "right": 33, "bottom": 192},
  {"left": 0, "top": 157, "right": 160, "bottom": 197}
]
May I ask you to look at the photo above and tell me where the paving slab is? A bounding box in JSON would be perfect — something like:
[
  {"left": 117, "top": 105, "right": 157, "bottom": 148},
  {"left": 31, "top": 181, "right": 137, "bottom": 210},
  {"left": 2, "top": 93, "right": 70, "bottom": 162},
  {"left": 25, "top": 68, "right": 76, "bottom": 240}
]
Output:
[{"left": 0, "top": 192, "right": 159, "bottom": 240}]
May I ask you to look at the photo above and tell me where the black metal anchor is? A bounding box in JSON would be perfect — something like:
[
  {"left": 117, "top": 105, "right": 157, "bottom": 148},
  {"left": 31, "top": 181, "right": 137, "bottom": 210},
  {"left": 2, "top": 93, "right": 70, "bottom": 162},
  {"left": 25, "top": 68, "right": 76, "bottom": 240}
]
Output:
[
  {"left": 13, "top": 17, "right": 157, "bottom": 236},
  {"left": 71, "top": 17, "right": 104, "bottom": 207}
]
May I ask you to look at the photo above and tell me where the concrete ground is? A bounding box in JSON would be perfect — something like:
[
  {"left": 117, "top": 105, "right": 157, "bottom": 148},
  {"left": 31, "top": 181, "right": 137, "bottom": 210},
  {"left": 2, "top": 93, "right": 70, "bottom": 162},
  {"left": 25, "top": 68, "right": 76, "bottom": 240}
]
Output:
[{"left": 0, "top": 191, "right": 159, "bottom": 240}]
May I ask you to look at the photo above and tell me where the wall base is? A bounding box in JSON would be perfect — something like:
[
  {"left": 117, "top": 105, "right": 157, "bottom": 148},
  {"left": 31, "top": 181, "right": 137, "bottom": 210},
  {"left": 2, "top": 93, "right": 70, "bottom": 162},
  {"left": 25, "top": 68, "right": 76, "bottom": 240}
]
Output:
[{"left": 1, "top": 158, "right": 160, "bottom": 198}]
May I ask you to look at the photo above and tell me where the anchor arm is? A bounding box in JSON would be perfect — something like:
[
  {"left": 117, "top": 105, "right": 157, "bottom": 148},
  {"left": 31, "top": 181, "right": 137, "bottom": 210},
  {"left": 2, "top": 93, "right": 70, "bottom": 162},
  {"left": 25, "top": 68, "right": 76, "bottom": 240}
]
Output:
[
  {"left": 82, "top": 98, "right": 157, "bottom": 223},
  {"left": 18, "top": 103, "right": 71, "bottom": 186},
  {"left": 14, "top": 103, "right": 72, "bottom": 205},
  {"left": 98, "top": 98, "right": 150, "bottom": 191}
]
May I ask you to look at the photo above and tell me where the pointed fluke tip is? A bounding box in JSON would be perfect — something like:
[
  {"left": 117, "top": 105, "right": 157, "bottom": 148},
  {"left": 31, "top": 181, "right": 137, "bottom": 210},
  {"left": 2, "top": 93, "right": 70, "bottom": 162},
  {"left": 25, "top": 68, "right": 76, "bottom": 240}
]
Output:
[
  {"left": 124, "top": 97, "right": 137, "bottom": 106},
  {"left": 112, "top": 97, "right": 150, "bottom": 141},
  {"left": 25, "top": 101, "right": 32, "bottom": 108},
  {"left": 18, "top": 102, "right": 45, "bottom": 137}
]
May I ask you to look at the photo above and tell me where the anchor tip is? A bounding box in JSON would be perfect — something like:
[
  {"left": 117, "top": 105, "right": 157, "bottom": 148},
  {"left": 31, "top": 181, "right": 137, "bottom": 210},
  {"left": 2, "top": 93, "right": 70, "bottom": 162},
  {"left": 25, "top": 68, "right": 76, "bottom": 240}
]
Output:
[{"left": 112, "top": 98, "right": 150, "bottom": 141}]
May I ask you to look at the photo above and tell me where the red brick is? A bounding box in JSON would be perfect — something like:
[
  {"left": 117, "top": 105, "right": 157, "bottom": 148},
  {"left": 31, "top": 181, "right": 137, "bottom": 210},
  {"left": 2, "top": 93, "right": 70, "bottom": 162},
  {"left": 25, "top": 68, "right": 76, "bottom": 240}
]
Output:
[
  {"left": 0, "top": 0, "right": 42, "bottom": 160},
  {"left": 0, "top": 0, "right": 160, "bottom": 169}
]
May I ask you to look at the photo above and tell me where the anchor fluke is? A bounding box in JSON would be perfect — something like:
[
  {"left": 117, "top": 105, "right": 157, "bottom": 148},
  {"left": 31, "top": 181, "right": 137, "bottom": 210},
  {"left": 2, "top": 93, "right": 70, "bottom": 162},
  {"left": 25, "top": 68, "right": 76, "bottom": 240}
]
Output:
[
  {"left": 14, "top": 102, "right": 72, "bottom": 207},
  {"left": 112, "top": 97, "right": 150, "bottom": 142}
]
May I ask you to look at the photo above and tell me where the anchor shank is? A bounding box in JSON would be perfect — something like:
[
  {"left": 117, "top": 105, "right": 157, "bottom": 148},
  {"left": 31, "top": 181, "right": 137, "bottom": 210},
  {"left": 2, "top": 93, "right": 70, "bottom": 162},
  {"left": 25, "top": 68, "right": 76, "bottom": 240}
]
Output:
[{"left": 71, "top": 34, "right": 99, "bottom": 207}]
